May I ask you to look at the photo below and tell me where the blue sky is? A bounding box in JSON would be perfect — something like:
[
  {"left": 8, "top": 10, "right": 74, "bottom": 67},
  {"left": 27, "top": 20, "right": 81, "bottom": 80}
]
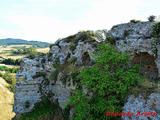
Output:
[{"left": 0, "top": 0, "right": 160, "bottom": 43}]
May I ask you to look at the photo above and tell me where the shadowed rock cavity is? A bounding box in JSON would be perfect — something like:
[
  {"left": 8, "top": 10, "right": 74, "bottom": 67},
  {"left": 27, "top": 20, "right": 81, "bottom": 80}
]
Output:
[
  {"left": 82, "top": 52, "right": 91, "bottom": 65},
  {"left": 132, "top": 52, "right": 158, "bottom": 80}
]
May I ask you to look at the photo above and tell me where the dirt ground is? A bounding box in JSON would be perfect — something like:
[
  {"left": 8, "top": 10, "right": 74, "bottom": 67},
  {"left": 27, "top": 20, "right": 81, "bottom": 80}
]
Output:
[{"left": 0, "top": 77, "right": 15, "bottom": 120}]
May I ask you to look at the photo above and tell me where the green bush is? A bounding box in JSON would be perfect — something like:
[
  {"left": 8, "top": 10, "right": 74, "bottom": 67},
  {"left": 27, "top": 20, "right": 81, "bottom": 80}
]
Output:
[
  {"left": 49, "top": 44, "right": 54, "bottom": 49},
  {"left": 1, "top": 58, "right": 20, "bottom": 65},
  {"left": 0, "top": 66, "right": 18, "bottom": 73},
  {"left": 152, "top": 22, "right": 160, "bottom": 37},
  {"left": 2, "top": 73, "right": 16, "bottom": 92},
  {"left": 70, "top": 43, "right": 76, "bottom": 52},
  {"left": 130, "top": 19, "right": 141, "bottom": 23},
  {"left": 67, "top": 43, "right": 139, "bottom": 120},
  {"left": 105, "top": 36, "right": 115, "bottom": 44},
  {"left": 148, "top": 15, "right": 156, "bottom": 22}
]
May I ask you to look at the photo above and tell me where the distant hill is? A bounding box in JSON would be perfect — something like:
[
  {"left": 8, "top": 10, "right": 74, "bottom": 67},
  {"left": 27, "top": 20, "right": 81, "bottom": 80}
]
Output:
[{"left": 0, "top": 38, "right": 50, "bottom": 48}]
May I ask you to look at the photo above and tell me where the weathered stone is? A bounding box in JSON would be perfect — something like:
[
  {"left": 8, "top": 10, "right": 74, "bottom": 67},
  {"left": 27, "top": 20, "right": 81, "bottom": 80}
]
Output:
[{"left": 122, "top": 93, "right": 160, "bottom": 120}]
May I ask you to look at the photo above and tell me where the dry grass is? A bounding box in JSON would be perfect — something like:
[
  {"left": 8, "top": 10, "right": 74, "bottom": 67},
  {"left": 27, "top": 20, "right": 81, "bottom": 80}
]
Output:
[
  {"left": 36, "top": 47, "right": 49, "bottom": 53},
  {"left": 0, "top": 45, "right": 31, "bottom": 59},
  {"left": 0, "top": 77, "right": 15, "bottom": 120}
]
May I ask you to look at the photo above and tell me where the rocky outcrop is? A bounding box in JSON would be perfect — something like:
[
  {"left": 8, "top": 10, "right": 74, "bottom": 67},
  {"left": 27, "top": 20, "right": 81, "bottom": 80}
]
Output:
[
  {"left": 122, "top": 93, "right": 160, "bottom": 120},
  {"left": 13, "top": 30, "right": 106, "bottom": 114},
  {"left": 13, "top": 21, "right": 160, "bottom": 120}
]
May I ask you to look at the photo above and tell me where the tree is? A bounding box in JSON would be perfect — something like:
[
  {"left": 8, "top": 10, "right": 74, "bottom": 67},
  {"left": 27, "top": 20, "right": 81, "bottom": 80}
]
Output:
[{"left": 148, "top": 15, "right": 156, "bottom": 22}]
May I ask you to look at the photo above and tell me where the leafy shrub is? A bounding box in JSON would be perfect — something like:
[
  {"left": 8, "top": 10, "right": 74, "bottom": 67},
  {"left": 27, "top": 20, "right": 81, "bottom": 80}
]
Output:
[
  {"left": 0, "top": 66, "right": 18, "bottom": 73},
  {"left": 148, "top": 15, "right": 156, "bottom": 22},
  {"left": 1, "top": 58, "right": 20, "bottom": 65},
  {"left": 67, "top": 43, "right": 139, "bottom": 120},
  {"left": 151, "top": 22, "right": 160, "bottom": 57},
  {"left": 67, "top": 57, "right": 77, "bottom": 64},
  {"left": 152, "top": 22, "right": 160, "bottom": 37},
  {"left": 49, "top": 44, "right": 54, "bottom": 49},
  {"left": 105, "top": 36, "right": 115, "bottom": 44},
  {"left": 70, "top": 43, "right": 76, "bottom": 52},
  {"left": 1, "top": 73, "right": 16, "bottom": 92},
  {"left": 130, "top": 19, "right": 141, "bottom": 23},
  {"left": 49, "top": 70, "right": 59, "bottom": 83}
]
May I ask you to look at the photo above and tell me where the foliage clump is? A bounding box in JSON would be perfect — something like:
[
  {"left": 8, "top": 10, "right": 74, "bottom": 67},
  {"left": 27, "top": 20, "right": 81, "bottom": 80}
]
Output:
[
  {"left": 1, "top": 58, "right": 20, "bottom": 65},
  {"left": 151, "top": 22, "right": 160, "bottom": 57},
  {"left": 0, "top": 66, "right": 18, "bottom": 73},
  {"left": 69, "top": 43, "right": 76, "bottom": 52},
  {"left": 0, "top": 72, "right": 16, "bottom": 92},
  {"left": 105, "top": 36, "right": 115, "bottom": 44},
  {"left": 67, "top": 43, "right": 139, "bottom": 120},
  {"left": 148, "top": 15, "right": 156, "bottom": 22},
  {"left": 152, "top": 22, "right": 160, "bottom": 38},
  {"left": 130, "top": 19, "right": 141, "bottom": 23}
]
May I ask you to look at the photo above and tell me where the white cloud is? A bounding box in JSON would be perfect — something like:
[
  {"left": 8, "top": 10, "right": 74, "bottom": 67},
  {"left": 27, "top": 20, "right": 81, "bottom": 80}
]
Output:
[{"left": 6, "top": 15, "right": 79, "bottom": 43}]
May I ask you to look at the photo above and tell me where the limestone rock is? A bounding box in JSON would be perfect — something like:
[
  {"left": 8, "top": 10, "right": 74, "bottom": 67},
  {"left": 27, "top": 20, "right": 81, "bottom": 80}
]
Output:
[{"left": 122, "top": 93, "right": 160, "bottom": 120}]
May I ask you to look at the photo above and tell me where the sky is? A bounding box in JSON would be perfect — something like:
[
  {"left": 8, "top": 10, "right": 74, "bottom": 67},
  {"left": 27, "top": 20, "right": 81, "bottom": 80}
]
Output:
[{"left": 0, "top": 0, "right": 160, "bottom": 43}]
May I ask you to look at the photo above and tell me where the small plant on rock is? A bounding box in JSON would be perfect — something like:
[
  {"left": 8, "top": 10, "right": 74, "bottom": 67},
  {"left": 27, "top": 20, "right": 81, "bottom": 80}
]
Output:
[
  {"left": 152, "top": 22, "right": 160, "bottom": 38},
  {"left": 148, "top": 15, "right": 156, "bottom": 22}
]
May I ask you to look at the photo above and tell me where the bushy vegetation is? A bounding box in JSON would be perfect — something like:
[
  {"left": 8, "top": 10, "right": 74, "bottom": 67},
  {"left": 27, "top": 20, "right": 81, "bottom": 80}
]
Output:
[
  {"left": 0, "top": 65, "right": 18, "bottom": 93},
  {"left": 1, "top": 58, "right": 20, "bottom": 65},
  {"left": 0, "top": 72, "right": 16, "bottom": 92},
  {"left": 152, "top": 22, "right": 160, "bottom": 37},
  {"left": 67, "top": 43, "right": 139, "bottom": 120},
  {"left": 148, "top": 15, "right": 156, "bottom": 22},
  {"left": 130, "top": 19, "right": 141, "bottom": 23},
  {"left": 151, "top": 22, "right": 160, "bottom": 57},
  {"left": 0, "top": 66, "right": 18, "bottom": 73},
  {"left": 105, "top": 36, "right": 115, "bottom": 44}
]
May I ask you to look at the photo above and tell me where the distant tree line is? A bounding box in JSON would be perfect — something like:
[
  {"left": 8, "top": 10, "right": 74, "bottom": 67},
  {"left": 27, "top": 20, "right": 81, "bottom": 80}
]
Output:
[
  {"left": 1, "top": 58, "right": 20, "bottom": 65},
  {"left": 13, "top": 47, "right": 38, "bottom": 55},
  {"left": 0, "top": 38, "right": 49, "bottom": 48}
]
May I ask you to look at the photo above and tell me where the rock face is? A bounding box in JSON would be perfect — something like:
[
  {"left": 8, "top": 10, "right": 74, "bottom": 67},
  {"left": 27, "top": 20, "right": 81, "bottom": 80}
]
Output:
[
  {"left": 13, "top": 30, "right": 106, "bottom": 114},
  {"left": 122, "top": 93, "right": 160, "bottom": 120},
  {"left": 13, "top": 21, "right": 160, "bottom": 120}
]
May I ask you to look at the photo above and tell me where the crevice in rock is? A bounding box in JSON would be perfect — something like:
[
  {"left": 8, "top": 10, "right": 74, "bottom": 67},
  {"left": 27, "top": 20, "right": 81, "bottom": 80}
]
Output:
[{"left": 82, "top": 52, "right": 91, "bottom": 66}]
